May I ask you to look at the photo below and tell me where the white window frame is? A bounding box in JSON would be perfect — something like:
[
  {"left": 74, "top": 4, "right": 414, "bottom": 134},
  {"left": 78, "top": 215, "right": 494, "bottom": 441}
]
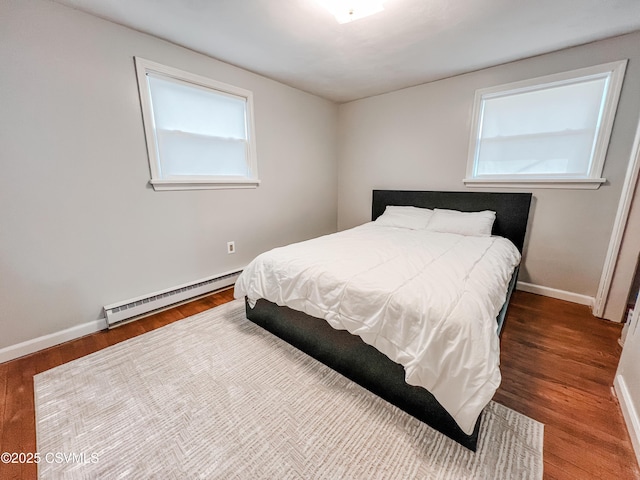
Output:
[
  {"left": 464, "top": 60, "right": 627, "bottom": 190},
  {"left": 134, "top": 57, "right": 260, "bottom": 191}
]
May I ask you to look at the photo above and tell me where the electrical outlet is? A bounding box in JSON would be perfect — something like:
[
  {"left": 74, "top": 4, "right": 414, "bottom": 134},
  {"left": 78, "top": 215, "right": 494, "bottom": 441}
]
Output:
[{"left": 227, "top": 241, "right": 236, "bottom": 254}]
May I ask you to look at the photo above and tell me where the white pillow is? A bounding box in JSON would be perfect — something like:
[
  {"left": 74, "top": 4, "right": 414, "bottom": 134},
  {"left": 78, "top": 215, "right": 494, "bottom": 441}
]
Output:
[
  {"left": 426, "top": 209, "right": 496, "bottom": 237},
  {"left": 375, "top": 205, "right": 434, "bottom": 230}
]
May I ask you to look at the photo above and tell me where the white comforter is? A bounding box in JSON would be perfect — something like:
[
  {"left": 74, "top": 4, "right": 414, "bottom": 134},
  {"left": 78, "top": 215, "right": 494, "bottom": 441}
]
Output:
[{"left": 234, "top": 223, "right": 521, "bottom": 434}]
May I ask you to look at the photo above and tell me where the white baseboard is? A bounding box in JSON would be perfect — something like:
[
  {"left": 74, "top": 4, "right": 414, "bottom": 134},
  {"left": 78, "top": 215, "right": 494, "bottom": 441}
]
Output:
[
  {"left": 614, "top": 374, "right": 640, "bottom": 467},
  {"left": 0, "top": 318, "right": 106, "bottom": 364},
  {"left": 516, "top": 281, "right": 595, "bottom": 308},
  {"left": 0, "top": 272, "right": 239, "bottom": 364}
]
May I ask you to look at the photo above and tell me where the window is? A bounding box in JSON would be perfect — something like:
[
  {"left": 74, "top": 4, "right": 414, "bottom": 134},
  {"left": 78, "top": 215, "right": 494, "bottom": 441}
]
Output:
[
  {"left": 465, "top": 60, "right": 627, "bottom": 189},
  {"left": 134, "top": 57, "right": 259, "bottom": 191}
]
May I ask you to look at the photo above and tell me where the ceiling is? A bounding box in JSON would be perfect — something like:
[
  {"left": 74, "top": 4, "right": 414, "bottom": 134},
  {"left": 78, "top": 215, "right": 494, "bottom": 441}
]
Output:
[{"left": 52, "top": 0, "right": 640, "bottom": 103}]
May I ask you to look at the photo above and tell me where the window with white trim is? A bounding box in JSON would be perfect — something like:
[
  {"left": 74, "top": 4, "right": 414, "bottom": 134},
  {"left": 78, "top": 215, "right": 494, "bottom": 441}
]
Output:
[
  {"left": 134, "top": 57, "right": 259, "bottom": 191},
  {"left": 465, "top": 60, "right": 627, "bottom": 189}
]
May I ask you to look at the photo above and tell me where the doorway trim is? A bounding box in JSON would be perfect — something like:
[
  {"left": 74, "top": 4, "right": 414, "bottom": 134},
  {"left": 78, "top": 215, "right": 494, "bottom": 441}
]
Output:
[{"left": 594, "top": 114, "right": 640, "bottom": 318}]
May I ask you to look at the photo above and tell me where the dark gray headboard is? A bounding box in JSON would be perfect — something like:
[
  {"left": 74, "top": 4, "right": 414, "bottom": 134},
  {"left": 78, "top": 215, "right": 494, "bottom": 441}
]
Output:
[{"left": 372, "top": 190, "right": 532, "bottom": 253}]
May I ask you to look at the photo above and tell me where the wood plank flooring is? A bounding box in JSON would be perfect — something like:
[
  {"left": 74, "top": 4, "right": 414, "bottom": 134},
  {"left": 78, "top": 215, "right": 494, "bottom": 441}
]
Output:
[
  {"left": 0, "top": 288, "right": 638, "bottom": 479},
  {"left": 494, "top": 292, "right": 638, "bottom": 479}
]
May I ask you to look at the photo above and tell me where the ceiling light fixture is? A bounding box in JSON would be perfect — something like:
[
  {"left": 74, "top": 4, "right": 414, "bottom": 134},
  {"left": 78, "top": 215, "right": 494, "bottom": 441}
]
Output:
[{"left": 315, "top": 0, "right": 386, "bottom": 24}]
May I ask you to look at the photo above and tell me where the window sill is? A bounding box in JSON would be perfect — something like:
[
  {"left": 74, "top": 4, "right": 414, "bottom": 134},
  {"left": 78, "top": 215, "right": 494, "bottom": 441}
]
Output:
[
  {"left": 150, "top": 178, "right": 261, "bottom": 191},
  {"left": 463, "top": 177, "right": 606, "bottom": 190}
]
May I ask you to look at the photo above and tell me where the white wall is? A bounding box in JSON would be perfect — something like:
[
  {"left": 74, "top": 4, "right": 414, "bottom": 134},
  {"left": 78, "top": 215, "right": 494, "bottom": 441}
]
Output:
[
  {"left": 0, "top": 0, "right": 338, "bottom": 350},
  {"left": 615, "top": 305, "right": 640, "bottom": 466},
  {"left": 337, "top": 32, "right": 640, "bottom": 318}
]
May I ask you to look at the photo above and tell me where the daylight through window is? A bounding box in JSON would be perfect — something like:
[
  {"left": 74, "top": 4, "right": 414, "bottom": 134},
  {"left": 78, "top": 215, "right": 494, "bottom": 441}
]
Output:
[
  {"left": 134, "top": 57, "right": 259, "bottom": 191},
  {"left": 465, "top": 60, "right": 627, "bottom": 189}
]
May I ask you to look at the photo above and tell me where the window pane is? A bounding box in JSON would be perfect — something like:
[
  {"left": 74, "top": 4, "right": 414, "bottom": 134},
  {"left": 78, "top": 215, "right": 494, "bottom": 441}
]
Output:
[
  {"left": 476, "top": 77, "right": 607, "bottom": 177},
  {"left": 157, "top": 130, "right": 248, "bottom": 177},
  {"left": 476, "top": 131, "right": 596, "bottom": 176},
  {"left": 134, "top": 57, "right": 260, "bottom": 190},
  {"left": 147, "top": 74, "right": 247, "bottom": 140}
]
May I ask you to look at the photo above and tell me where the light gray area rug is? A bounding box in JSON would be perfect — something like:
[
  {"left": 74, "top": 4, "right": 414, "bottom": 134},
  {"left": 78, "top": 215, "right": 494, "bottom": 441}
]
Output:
[{"left": 35, "top": 299, "right": 543, "bottom": 479}]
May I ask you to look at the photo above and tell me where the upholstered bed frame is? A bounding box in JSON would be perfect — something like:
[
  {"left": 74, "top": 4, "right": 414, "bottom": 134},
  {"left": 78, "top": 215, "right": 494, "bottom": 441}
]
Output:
[{"left": 244, "top": 190, "right": 532, "bottom": 451}]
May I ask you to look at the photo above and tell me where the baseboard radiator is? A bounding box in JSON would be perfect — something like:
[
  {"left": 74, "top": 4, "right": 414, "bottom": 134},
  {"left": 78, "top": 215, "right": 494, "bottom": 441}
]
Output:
[{"left": 103, "top": 269, "right": 242, "bottom": 328}]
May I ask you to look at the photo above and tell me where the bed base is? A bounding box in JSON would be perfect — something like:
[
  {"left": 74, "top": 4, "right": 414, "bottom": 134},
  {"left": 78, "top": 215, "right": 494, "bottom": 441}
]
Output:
[{"left": 245, "top": 298, "right": 482, "bottom": 450}]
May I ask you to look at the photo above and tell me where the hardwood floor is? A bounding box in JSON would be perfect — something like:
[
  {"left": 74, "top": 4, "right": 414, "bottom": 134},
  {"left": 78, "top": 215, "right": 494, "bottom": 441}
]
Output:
[
  {"left": 0, "top": 288, "right": 638, "bottom": 479},
  {"left": 495, "top": 292, "right": 639, "bottom": 480}
]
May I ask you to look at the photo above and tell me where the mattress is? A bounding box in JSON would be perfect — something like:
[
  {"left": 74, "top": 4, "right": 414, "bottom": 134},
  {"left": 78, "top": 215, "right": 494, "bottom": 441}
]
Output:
[{"left": 234, "top": 222, "right": 521, "bottom": 434}]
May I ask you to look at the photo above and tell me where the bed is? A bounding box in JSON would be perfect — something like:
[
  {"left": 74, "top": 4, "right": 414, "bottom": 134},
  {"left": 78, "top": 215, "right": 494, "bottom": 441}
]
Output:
[{"left": 235, "top": 190, "right": 532, "bottom": 450}]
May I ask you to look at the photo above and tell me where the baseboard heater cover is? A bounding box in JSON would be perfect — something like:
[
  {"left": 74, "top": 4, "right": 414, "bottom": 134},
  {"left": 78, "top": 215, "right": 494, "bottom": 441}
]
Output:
[{"left": 103, "top": 269, "right": 241, "bottom": 328}]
